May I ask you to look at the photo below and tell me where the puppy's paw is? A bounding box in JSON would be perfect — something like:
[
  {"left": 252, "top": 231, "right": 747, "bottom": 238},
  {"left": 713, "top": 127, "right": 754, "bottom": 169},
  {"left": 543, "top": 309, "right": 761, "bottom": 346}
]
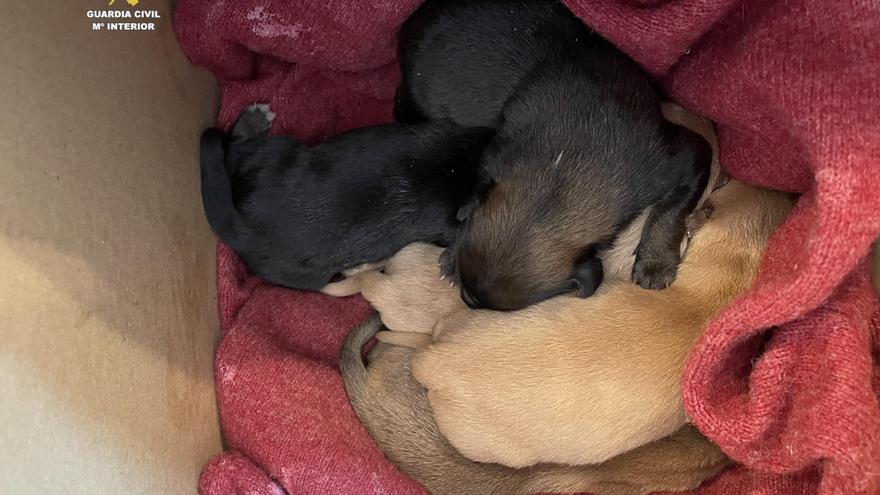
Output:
[
  {"left": 439, "top": 247, "right": 457, "bottom": 281},
  {"left": 632, "top": 250, "right": 679, "bottom": 290},
  {"left": 685, "top": 203, "right": 714, "bottom": 241},
  {"left": 232, "top": 103, "right": 275, "bottom": 138},
  {"left": 252, "top": 103, "right": 276, "bottom": 121}
]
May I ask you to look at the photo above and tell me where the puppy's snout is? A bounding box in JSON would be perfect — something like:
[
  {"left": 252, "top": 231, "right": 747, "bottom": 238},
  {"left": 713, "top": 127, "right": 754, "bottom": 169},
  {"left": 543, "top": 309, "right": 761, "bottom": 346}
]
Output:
[
  {"left": 460, "top": 284, "right": 484, "bottom": 309},
  {"left": 572, "top": 256, "right": 604, "bottom": 298}
]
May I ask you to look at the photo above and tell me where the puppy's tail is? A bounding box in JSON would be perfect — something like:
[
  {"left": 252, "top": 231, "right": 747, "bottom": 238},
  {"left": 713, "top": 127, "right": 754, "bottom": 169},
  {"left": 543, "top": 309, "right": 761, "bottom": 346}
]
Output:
[
  {"left": 338, "top": 313, "right": 382, "bottom": 401},
  {"left": 199, "top": 128, "right": 242, "bottom": 239}
]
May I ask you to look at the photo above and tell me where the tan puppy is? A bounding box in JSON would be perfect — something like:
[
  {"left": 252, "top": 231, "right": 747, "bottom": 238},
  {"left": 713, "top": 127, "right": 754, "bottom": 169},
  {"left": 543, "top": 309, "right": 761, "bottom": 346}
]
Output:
[
  {"left": 330, "top": 232, "right": 727, "bottom": 494},
  {"left": 341, "top": 315, "right": 729, "bottom": 495},
  {"left": 329, "top": 105, "right": 735, "bottom": 474},
  {"left": 412, "top": 180, "right": 793, "bottom": 468}
]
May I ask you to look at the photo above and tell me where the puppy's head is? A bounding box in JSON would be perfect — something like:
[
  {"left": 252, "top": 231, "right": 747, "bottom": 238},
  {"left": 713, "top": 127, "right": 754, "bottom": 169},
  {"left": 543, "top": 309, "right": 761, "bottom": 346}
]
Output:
[
  {"left": 445, "top": 165, "right": 622, "bottom": 311},
  {"left": 444, "top": 121, "right": 712, "bottom": 311}
]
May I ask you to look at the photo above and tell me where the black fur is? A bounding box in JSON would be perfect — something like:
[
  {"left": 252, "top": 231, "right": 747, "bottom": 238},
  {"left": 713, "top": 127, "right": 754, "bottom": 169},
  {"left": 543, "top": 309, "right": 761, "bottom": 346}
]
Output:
[
  {"left": 200, "top": 106, "right": 493, "bottom": 290},
  {"left": 396, "top": 0, "right": 711, "bottom": 310}
]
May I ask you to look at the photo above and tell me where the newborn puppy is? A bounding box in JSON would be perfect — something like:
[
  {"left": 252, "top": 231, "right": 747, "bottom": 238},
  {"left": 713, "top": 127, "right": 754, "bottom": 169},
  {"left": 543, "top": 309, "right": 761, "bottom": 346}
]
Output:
[
  {"left": 199, "top": 104, "right": 492, "bottom": 290},
  {"left": 397, "top": 0, "right": 711, "bottom": 309},
  {"left": 413, "top": 180, "right": 794, "bottom": 468},
  {"left": 340, "top": 316, "right": 729, "bottom": 495}
]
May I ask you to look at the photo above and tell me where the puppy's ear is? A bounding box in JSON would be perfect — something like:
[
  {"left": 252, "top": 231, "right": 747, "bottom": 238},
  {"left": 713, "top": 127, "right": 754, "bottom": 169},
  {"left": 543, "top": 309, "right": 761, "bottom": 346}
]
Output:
[{"left": 571, "top": 256, "right": 604, "bottom": 298}]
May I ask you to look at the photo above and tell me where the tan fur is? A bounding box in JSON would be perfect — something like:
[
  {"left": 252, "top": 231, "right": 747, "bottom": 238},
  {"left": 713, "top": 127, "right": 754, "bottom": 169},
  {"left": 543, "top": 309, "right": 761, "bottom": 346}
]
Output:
[
  {"left": 343, "top": 260, "right": 387, "bottom": 277},
  {"left": 322, "top": 243, "right": 465, "bottom": 334},
  {"left": 412, "top": 180, "right": 793, "bottom": 467},
  {"left": 341, "top": 316, "right": 729, "bottom": 495}
]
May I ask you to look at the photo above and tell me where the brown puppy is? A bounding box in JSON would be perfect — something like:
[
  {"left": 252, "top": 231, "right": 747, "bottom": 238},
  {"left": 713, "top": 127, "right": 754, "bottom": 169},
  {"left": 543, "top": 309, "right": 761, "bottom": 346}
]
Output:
[
  {"left": 322, "top": 102, "right": 718, "bottom": 301},
  {"left": 412, "top": 180, "right": 794, "bottom": 468},
  {"left": 340, "top": 316, "right": 729, "bottom": 495},
  {"left": 397, "top": 0, "right": 714, "bottom": 311}
]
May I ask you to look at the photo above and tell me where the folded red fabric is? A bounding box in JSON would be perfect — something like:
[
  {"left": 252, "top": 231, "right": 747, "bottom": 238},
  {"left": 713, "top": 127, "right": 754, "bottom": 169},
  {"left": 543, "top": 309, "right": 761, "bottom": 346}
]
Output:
[{"left": 175, "top": 0, "right": 880, "bottom": 493}]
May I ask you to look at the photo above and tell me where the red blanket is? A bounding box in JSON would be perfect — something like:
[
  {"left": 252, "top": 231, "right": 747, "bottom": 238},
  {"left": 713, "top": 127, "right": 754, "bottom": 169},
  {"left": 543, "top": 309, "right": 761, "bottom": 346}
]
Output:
[{"left": 175, "top": 1, "right": 880, "bottom": 493}]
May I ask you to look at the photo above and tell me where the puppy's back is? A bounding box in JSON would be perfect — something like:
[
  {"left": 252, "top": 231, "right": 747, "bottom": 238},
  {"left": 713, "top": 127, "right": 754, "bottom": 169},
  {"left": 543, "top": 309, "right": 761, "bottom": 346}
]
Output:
[
  {"left": 398, "top": 0, "right": 588, "bottom": 128},
  {"left": 203, "top": 120, "right": 490, "bottom": 291},
  {"left": 340, "top": 318, "right": 728, "bottom": 495}
]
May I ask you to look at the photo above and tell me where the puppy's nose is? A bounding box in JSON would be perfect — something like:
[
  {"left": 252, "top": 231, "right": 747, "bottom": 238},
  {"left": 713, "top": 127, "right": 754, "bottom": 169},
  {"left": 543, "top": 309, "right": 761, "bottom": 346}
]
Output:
[{"left": 460, "top": 284, "right": 484, "bottom": 309}]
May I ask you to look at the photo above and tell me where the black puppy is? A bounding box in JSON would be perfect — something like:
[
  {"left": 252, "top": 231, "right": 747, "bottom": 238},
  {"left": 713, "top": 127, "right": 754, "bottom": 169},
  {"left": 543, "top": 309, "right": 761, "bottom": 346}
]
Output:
[
  {"left": 200, "top": 105, "right": 492, "bottom": 290},
  {"left": 395, "top": 0, "right": 711, "bottom": 311}
]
